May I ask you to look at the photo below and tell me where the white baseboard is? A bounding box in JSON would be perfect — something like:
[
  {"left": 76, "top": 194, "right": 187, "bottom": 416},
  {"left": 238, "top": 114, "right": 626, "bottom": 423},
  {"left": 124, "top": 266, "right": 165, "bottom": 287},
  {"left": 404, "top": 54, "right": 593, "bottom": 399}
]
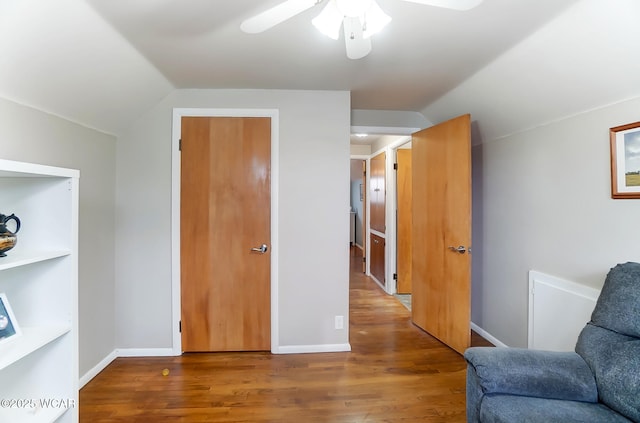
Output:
[
  {"left": 471, "top": 322, "right": 508, "bottom": 348},
  {"left": 79, "top": 348, "right": 177, "bottom": 387},
  {"left": 274, "top": 343, "right": 352, "bottom": 354},
  {"left": 370, "top": 275, "right": 386, "bottom": 292},
  {"left": 115, "top": 348, "right": 177, "bottom": 357},
  {"left": 79, "top": 350, "right": 118, "bottom": 388},
  {"left": 79, "top": 343, "right": 353, "bottom": 387}
]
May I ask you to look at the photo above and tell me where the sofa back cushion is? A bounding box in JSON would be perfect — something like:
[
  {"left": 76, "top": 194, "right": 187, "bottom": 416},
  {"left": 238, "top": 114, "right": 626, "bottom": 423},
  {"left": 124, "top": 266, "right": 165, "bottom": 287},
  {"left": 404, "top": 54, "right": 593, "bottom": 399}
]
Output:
[
  {"left": 590, "top": 262, "right": 640, "bottom": 338},
  {"left": 577, "top": 262, "right": 640, "bottom": 422},
  {"left": 576, "top": 325, "right": 640, "bottom": 422}
]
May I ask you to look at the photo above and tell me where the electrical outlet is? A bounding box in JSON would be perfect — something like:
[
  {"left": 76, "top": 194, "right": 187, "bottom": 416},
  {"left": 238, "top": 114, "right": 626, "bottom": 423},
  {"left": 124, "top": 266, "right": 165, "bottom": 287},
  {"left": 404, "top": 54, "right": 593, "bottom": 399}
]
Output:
[{"left": 335, "top": 315, "right": 344, "bottom": 330}]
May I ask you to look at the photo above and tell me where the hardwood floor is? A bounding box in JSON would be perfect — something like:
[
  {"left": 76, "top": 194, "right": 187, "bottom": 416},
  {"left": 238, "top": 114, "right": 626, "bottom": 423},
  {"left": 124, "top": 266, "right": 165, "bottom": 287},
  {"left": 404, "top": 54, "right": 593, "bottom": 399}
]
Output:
[{"left": 80, "top": 248, "right": 491, "bottom": 422}]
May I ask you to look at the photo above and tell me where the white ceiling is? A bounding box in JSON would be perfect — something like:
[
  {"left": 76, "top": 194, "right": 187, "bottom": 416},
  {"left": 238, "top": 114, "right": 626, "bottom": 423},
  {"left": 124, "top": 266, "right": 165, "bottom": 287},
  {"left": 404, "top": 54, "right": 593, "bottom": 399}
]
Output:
[
  {"left": 0, "top": 0, "right": 581, "bottom": 136},
  {"left": 87, "top": 0, "right": 577, "bottom": 111},
  {"left": 4, "top": 0, "right": 639, "bottom": 143}
]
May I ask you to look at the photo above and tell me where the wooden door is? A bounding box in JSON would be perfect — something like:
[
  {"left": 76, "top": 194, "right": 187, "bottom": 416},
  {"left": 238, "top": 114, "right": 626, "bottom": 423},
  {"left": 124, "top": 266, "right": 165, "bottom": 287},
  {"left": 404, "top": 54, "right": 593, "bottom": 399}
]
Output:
[
  {"left": 180, "top": 116, "right": 271, "bottom": 352},
  {"left": 411, "top": 114, "right": 471, "bottom": 355},
  {"left": 370, "top": 152, "right": 386, "bottom": 233},
  {"left": 370, "top": 233, "right": 385, "bottom": 284},
  {"left": 396, "top": 148, "right": 412, "bottom": 294}
]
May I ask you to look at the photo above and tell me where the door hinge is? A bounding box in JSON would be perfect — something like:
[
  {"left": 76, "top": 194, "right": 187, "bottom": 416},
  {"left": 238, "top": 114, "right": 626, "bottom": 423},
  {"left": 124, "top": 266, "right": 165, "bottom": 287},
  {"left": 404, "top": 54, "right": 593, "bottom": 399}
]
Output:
[
  {"left": 393, "top": 163, "right": 398, "bottom": 170},
  {"left": 179, "top": 139, "right": 182, "bottom": 151},
  {"left": 393, "top": 273, "right": 397, "bottom": 280},
  {"left": 363, "top": 256, "right": 366, "bottom": 263},
  {"left": 179, "top": 321, "right": 182, "bottom": 333}
]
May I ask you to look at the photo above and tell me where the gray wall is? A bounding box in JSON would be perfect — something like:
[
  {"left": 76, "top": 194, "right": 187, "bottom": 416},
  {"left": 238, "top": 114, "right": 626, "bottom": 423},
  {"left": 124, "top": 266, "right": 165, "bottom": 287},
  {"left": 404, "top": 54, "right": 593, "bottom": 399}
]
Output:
[
  {"left": 115, "top": 89, "right": 351, "bottom": 350},
  {"left": 0, "top": 97, "right": 116, "bottom": 376},
  {"left": 472, "top": 97, "right": 640, "bottom": 347}
]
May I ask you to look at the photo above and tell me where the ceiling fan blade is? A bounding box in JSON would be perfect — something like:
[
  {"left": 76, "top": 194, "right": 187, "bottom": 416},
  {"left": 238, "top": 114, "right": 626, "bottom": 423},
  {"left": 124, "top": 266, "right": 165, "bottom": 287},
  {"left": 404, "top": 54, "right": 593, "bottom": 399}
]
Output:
[
  {"left": 343, "top": 17, "right": 372, "bottom": 60},
  {"left": 240, "top": 0, "right": 320, "bottom": 34},
  {"left": 398, "top": 0, "right": 482, "bottom": 11}
]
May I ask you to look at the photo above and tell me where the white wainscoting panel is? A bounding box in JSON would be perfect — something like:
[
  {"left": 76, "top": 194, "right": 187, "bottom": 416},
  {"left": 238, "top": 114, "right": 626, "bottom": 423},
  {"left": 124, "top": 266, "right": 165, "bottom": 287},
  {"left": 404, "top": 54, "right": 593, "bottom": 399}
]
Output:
[{"left": 528, "top": 270, "right": 600, "bottom": 351}]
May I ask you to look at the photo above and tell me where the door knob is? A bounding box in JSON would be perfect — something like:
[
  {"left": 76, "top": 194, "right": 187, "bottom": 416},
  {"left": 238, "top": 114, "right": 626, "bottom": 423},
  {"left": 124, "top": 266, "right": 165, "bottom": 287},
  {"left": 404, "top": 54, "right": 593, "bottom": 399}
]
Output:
[
  {"left": 448, "top": 245, "right": 467, "bottom": 254},
  {"left": 251, "top": 244, "right": 268, "bottom": 254}
]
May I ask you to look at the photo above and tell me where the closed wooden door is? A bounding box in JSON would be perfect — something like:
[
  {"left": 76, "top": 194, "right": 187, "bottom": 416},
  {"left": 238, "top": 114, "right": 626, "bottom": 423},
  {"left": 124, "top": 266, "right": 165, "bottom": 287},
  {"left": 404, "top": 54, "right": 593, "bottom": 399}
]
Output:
[
  {"left": 370, "top": 233, "right": 385, "bottom": 284},
  {"left": 396, "top": 148, "right": 412, "bottom": 294},
  {"left": 180, "top": 116, "right": 271, "bottom": 352},
  {"left": 411, "top": 114, "right": 471, "bottom": 355},
  {"left": 370, "top": 152, "right": 386, "bottom": 233}
]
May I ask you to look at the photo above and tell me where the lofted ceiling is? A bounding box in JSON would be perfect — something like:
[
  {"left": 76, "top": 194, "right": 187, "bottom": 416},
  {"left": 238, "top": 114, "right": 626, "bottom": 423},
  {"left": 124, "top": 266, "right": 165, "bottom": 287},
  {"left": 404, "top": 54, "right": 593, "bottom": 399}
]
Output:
[
  {"left": 88, "top": 0, "right": 577, "bottom": 112},
  {"left": 0, "top": 0, "right": 593, "bottom": 136}
]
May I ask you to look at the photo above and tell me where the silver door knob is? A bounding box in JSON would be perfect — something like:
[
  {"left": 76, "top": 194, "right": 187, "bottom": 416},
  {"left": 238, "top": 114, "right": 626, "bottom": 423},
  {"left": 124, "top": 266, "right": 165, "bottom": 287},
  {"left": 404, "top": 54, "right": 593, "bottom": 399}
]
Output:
[
  {"left": 448, "top": 245, "right": 467, "bottom": 254},
  {"left": 251, "top": 244, "right": 268, "bottom": 254}
]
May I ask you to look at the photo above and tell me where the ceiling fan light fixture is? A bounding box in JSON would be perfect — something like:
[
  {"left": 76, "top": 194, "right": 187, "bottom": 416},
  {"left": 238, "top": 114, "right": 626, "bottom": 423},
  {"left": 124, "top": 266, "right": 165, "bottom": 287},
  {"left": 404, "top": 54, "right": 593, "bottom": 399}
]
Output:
[
  {"left": 312, "top": 0, "right": 343, "bottom": 40},
  {"left": 361, "top": 1, "right": 391, "bottom": 39}
]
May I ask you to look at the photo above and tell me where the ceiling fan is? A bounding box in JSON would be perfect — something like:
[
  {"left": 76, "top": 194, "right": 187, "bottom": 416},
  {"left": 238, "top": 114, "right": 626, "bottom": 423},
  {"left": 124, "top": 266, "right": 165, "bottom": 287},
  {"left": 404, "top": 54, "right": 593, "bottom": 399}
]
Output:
[{"left": 240, "top": 0, "right": 483, "bottom": 60}]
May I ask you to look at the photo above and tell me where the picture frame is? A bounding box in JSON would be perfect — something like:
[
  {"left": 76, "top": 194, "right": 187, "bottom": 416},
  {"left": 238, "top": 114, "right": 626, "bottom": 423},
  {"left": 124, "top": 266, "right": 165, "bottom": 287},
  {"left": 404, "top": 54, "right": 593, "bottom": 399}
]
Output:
[
  {"left": 610, "top": 121, "right": 640, "bottom": 199},
  {"left": 0, "top": 293, "right": 21, "bottom": 345}
]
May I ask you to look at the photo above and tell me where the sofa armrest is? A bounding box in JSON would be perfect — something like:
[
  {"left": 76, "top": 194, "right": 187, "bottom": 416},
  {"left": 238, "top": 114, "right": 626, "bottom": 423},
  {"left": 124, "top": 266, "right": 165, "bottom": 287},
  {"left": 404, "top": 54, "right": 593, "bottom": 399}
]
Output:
[{"left": 464, "top": 347, "right": 598, "bottom": 403}]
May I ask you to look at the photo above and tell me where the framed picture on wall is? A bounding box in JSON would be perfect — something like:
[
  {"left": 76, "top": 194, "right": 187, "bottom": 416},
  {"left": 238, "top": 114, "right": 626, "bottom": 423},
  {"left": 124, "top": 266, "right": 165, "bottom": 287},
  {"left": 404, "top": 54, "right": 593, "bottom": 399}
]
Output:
[
  {"left": 0, "top": 293, "right": 21, "bottom": 345},
  {"left": 610, "top": 121, "right": 640, "bottom": 199}
]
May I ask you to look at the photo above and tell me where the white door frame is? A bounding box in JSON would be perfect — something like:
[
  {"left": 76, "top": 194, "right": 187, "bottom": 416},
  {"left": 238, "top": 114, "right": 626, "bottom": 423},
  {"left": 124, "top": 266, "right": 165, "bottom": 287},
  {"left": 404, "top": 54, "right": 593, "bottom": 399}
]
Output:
[
  {"left": 171, "top": 108, "right": 280, "bottom": 355},
  {"left": 352, "top": 125, "right": 419, "bottom": 295}
]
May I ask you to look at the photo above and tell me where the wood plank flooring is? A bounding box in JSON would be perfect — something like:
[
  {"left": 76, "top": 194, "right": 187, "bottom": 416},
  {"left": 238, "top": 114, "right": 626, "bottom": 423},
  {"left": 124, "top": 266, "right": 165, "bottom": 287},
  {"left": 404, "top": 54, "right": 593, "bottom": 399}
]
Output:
[{"left": 80, "top": 248, "right": 492, "bottom": 422}]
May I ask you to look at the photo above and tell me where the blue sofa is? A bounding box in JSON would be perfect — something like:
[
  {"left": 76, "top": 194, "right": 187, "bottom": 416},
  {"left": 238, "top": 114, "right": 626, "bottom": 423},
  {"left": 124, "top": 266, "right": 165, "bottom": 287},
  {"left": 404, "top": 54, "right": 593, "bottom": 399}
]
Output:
[{"left": 464, "top": 262, "right": 640, "bottom": 422}]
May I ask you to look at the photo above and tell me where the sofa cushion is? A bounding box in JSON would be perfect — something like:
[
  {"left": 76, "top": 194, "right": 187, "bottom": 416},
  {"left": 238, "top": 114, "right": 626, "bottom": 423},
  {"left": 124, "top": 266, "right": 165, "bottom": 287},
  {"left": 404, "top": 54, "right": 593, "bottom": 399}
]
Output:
[
  {"left": 576, "top": 324, "right": 640, "bottom": 423},
  {"left": 480, "top": 394, "right": 633, "bottom": 423},
  {"left": 590, "top": 262, "right": 640, "bottom": 338},
  {"left": 464, "top": 347, "right": 597, "bottom": 402}
]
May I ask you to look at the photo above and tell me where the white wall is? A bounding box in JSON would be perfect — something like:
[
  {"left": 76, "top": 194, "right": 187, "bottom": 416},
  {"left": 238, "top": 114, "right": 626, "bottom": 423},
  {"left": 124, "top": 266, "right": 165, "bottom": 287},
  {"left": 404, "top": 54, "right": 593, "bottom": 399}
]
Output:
[
  {"left": 115, "top": 89, "right": 351, "bottom": 350},
  {"left": 422, "top": 0, "right": 640, "bottom": 347},
  {"left": 422, "top": 0, "right": 640, "bottom": 145},
  {"left": 0, "top": 97, "right": 116, "bottom": 376},
  {"left": 0, "top": 0, "right": 174, "bottom": 135},
  {"left": 350, "top": 144, "right": 371, "bottom": 156},
  {"left": 472, "top": 97, "right": 640, "bottom": 347},
  {"left": 351, "top": 109, "right": 430, "bottom": 133}
]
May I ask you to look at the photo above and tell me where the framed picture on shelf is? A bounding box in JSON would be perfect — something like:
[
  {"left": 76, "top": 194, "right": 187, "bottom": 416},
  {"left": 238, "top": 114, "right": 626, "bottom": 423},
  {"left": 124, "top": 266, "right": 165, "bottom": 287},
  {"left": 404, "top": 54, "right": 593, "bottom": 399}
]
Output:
[
  {"left": 610, "top": 121, "right": 640, "bottom": 199},
  {"left": 0, "top": 293, "right": 21, "bottom": 345}
]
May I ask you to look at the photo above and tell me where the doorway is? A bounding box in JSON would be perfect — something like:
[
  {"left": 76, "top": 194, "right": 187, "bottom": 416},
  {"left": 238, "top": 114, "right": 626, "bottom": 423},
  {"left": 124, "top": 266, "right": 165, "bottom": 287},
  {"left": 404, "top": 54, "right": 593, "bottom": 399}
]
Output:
[
  {"left": 349, "top": 132, "right": 415, "bottom": 294},
  {"left": 349, "top": 159, "right": 365, "bottom": 255},
  {"left": 349, "top": 116, "right": 472, "bottom": 355}
]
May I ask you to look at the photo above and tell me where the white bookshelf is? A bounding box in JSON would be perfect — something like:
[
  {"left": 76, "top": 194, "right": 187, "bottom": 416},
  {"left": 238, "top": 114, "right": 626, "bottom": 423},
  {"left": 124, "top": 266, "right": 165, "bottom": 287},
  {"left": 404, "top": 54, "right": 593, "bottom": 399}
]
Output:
[{"left": 0, "top": 159, "right": 79, "bottom": 423}]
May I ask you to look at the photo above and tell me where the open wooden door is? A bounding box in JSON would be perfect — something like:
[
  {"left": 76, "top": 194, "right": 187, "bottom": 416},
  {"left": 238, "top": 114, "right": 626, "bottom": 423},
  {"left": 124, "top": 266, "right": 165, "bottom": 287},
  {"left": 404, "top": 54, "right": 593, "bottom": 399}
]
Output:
[
  {"left": 411, "top": 114, "right": 471, "bottom": 355},
  {"left": 180, "top": 116, "right": 271, "bottom": 352},
  {"left": 396, "top": 147, "right": 412, "bottom": 294}
]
